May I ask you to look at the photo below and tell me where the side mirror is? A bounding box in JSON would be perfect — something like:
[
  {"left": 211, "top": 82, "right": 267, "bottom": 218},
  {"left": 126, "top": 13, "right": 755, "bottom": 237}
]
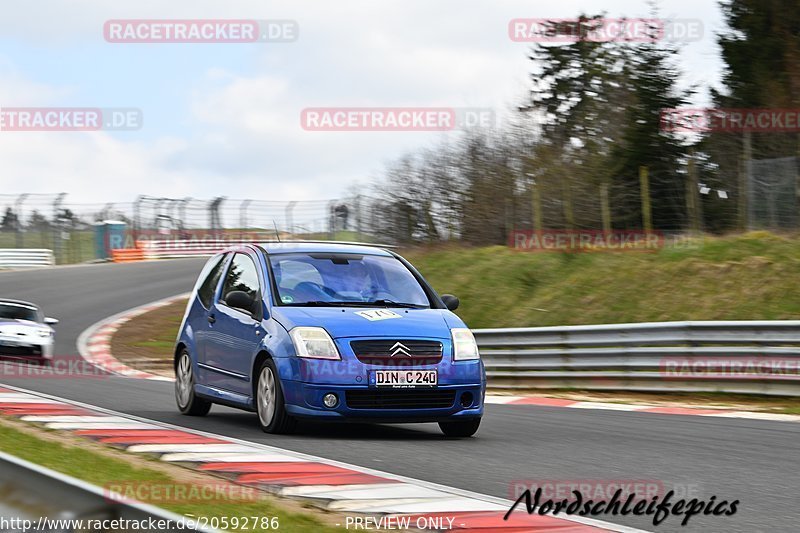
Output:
[
  {"left": 225, "top": 291, "right": 257, "bottom": 315},
  {"left": 44, "top": 317, "right": 59, "bottom": 326},
  {"left": 441, "top": 294, "right": 460, "bottom": 311}
]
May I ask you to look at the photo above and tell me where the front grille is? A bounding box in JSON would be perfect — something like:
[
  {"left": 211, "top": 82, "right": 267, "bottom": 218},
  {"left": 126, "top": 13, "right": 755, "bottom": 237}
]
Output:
[
  {"left": 0, "top": 345, "right": 41, "bottom": 357},
  {"left": 346, "top": 389, "right": 456, "bottom": 410},
  {"left": 350, "top": 340, "right": 443, "bottom": 366}
]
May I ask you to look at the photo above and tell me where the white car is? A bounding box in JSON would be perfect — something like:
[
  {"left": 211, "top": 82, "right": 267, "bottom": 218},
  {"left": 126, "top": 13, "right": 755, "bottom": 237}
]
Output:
[{"left": 0, "top": 299, "right": 58, "bottom": 364}]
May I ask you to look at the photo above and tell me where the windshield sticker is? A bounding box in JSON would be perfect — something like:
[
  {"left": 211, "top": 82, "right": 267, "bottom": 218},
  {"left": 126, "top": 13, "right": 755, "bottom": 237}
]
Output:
[
  {"left": 281, "top": 295, "right": 294, "bottom": 304},
  {"left": 355, "top": 309, "right": 402, "bottom": 321}
]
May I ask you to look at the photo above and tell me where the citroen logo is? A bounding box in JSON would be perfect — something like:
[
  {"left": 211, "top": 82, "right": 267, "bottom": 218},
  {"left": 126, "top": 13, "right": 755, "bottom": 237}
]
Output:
[{"left": 389, "top": 342, "right": 412, "bottom": 357}]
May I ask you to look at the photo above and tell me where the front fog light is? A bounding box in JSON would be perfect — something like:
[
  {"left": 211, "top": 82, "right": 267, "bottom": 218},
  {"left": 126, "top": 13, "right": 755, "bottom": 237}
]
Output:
[
  {"left": 460, "top": 392, "right": 474, "bottom": 408},
  {"left": 323, "top": 393, "right": 339, "bottom": 408}
]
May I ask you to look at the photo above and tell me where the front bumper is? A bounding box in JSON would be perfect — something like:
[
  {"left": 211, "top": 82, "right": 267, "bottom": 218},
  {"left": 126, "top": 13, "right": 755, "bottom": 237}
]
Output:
[
  {"left": 277, "top": 335, "right": 486, "bottom": 422},
  {"left": 0, "top": 336, "right": 53, "bottom": 359},
  {"left": 282, "top": 381, "right": 485, "bottom": 421}
]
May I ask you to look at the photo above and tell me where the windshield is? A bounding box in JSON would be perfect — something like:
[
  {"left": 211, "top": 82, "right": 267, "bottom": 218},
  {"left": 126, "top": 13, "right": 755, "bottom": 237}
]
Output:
[
  {"left": 269, "top": 253, "right": 430, "bottom": 308},
  {"left": 0, "top": 303, "right": 40, "bottom": 322}
]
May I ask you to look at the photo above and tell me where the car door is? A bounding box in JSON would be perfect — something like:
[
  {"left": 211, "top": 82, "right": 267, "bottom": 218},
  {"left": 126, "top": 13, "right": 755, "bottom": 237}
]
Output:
[
  {"left": 190, "top": 253, "right": 229, "bottom": 385},
  {"left": 204, "top": 252, "right": 264, "bottom": 396}
]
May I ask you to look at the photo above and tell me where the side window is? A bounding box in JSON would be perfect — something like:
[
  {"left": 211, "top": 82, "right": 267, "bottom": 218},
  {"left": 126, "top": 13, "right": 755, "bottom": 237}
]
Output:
[
  {"left": 221, "top": 253, "right": 261, "bottom": 303},
  {"left": 197, "top": 255, "right": 227, "bottom": 309}
]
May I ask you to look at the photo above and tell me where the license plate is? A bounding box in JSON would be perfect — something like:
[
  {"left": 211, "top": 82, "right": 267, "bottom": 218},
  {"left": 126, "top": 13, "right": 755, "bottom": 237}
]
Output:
[{"left": 374, "top": 370, "right": 437, "bottom": 388}]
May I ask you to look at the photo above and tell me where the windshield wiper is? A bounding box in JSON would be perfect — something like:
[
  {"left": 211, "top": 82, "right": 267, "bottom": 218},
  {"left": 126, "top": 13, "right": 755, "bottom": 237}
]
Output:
[
  {"left": 287, "top": 300, "right": 425, "bottom": 309},
  {"left": 365, "top": 299, "right": 426, "bottom": 308},
  {"left": 288, "top": 301, "right": 356, "bottom": 307}
]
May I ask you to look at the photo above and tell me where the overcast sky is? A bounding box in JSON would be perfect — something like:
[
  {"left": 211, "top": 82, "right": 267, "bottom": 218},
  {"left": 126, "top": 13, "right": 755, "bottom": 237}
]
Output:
[{"left": 0, "top": 0, "right": 725, "bottom": 204}]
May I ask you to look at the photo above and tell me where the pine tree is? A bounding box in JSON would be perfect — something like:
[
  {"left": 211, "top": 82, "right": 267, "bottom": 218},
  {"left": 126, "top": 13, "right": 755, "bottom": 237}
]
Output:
[
  {"left": 522, "top": 15, "right": 631, "bottom": 229},
  {"left": 0, "top": 208, "right": 18, "bottom": 232},
  {"left": 705, "top": 0, "right": 800, "bottom": 230},
  {"left": 608, "top": 39, "right": 691, "bottom": 230}
]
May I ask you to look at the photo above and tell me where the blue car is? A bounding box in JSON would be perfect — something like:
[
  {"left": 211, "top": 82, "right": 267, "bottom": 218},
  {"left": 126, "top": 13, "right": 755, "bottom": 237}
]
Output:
[{"left": 174, "top": 242, "right": 485, "bottom": 437}]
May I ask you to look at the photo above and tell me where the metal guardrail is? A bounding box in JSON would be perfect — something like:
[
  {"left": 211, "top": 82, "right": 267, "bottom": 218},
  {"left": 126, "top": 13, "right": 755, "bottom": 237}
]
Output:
[
  {"left": 474, "top": 321, "right": 800, "bottom": 396},
  {"left": 0, "top": 249, "right": 55, "bottom": 269},
  {"left": 0, "top": 451, "right": 214, "bottom": 532}
]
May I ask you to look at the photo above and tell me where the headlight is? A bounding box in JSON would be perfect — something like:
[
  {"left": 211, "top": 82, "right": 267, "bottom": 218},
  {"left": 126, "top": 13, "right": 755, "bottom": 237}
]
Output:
[
  {"left": 289, "top": 327, "right": 341, "bottom": 360},
  {"left": 37, "top": 329, "right": 53, "bottom": 338},
  {"left": 452, "top": 328, "right": 479, "bottom": 361}
]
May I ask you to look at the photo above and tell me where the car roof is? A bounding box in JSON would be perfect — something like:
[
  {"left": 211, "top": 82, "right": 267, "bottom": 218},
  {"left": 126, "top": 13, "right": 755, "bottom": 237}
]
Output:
[
  {"left": 0, "top": 299, "right": 39, "bottom": 309},
  {"left": 255, "top": 242, "right": 395, "bottom": 257}
]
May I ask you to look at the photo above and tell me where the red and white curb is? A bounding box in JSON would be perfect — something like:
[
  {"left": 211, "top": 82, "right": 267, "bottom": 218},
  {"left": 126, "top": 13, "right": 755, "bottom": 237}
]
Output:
[
  {"left": 485, "top": 395, "right": 800, "bottom": 422},
  {"left": 0, "top": 384, "right": 646, "bottom": 533},
  {"left": 77, "top": 294, "right": 190, "bottom": 381}
]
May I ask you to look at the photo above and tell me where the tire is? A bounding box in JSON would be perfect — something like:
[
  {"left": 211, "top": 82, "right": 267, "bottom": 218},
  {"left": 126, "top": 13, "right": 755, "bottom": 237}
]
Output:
[
  {"left": 175, "top": 350, "right": 211, "bottom": 416},
  {"left": 255, "top": 358, "right": 296, "bottom": 434},
  {"left": 439, "top": 418, "right": 481, "bottom": 438}
]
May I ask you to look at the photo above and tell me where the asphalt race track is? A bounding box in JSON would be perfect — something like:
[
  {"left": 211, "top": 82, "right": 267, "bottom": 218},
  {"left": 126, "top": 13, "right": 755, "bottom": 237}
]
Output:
[{"left": 0, "top": 260, "right": 797, "bottom": 532}]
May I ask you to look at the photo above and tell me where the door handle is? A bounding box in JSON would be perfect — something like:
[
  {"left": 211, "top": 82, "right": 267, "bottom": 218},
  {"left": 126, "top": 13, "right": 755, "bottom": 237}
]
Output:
[{"left": 207, "top": 314, "right": 216, "bottom": 324}]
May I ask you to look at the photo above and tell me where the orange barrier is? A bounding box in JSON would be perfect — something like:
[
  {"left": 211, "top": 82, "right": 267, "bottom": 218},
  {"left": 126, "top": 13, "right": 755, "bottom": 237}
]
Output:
[{"left": 111, "top": 248, "right": 145, "bottom": 263}]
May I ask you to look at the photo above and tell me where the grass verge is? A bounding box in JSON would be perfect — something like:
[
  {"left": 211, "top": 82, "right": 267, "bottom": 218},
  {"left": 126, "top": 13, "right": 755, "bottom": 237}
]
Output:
[
  {"left": 110, "top": 299, "right": 187, "bottom": 377},
  {"left": 403, "top": 232, "right": 800, "bottom": 328},
  {"left": 0, "top": 417, "right": 341, "bottom": 532}
]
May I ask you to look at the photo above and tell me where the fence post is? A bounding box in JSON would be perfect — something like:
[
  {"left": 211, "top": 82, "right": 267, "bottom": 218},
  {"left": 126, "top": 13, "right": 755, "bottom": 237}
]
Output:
[
  {"left": 600, "top": 181, "right": 611, "bottom": 234},
  {"left": 285, "top": 201, "right": 297, "bottom": 238},
  {"left": 133, "top": 195, "right": 143, "bottom": 242},
  {"left": 796, "top": 135, "right": 800, "bottom": 225},
  {"left": 168, "top": 199, "right": 182, "bottom": 234},
  {"left": 562, "top": 177, "right": 574, "bottom": 230},
  {"left": 52, "top": 193, "right": 66, "bottom": 264},
  {"left": 686, "top": 150, "right": 701, "bottom": 233},
  {"left": 354, "top": 195, "right": 363, "bottom": 241},
  {"left": 530, "top": 177, "right": 542, "bottom": 231},
  {"left": 639, "top": 166, "right": 652, "bottom": 232},
  {"left": 739, "top": 131, "right": 751, "bottom": 230},
  {"left": 14, "top": 194, "right": 28, "bottom": 248},
  {"left": 327, "top": 200, "right": 336, "bottom": 240},
  {"left": 208, "top": 197, "right": 224, "bottom": 238},
  {"left": 239, "top": 199, "right": 251, "bottom": 240}
]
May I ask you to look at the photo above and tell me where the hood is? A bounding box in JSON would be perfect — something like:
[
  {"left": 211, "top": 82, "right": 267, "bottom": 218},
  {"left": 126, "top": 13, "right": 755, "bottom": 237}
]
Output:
[
  {"left": 0, "top": 319, "right": 47, "bottom": 336},
  {"left": 272, "top": 307, "right": 456, "bottom": 339}
]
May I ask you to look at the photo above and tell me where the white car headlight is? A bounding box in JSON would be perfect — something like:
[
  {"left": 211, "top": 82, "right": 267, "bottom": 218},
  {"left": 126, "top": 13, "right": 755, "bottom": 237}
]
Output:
[
  {"left": 290, "top": 327, "right": 341, "bottom": 360},
  {"left": 452, "top": 328, "right": 480, "bottom": 361},
  {"left": 37, "top": 329, "right": 53, "bottom": 338}
]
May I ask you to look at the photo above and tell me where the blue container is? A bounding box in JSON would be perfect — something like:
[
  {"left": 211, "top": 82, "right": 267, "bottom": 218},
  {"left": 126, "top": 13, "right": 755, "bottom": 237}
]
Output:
[{"left": 94, "top": 221, "right": 128, "bottom": 259}]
